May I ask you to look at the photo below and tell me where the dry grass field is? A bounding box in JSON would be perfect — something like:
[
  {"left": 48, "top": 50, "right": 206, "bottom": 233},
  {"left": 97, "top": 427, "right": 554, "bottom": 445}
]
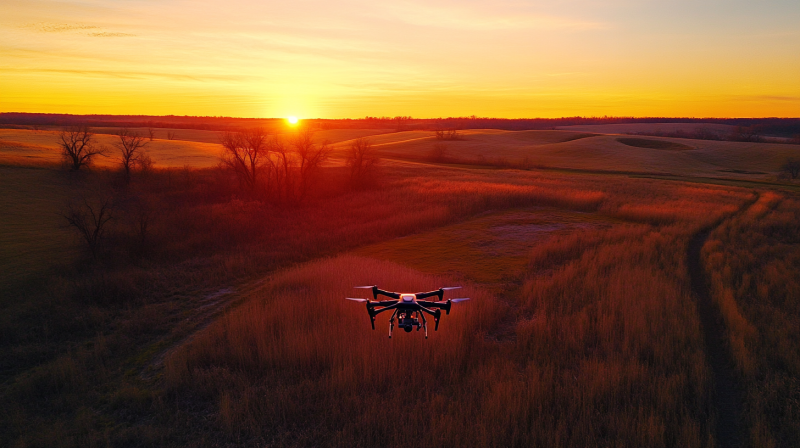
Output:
[
  {"left": 703, "top": 193, "right": 800, "bottom": 447},
  {"left": 166, "top": 177, "right": 750, "bottom": 447},
  {"left": 331, "top": 129, "right": 800, "bottom": 181},
  {"left": 556, "top": 122, "right": 738, "bottom": 136},
  {"left": 355, "top": 207, "right": 618, "bottom": 287},
  {"left": 1, "top": 124, "right": 798, "bottom": 447}
]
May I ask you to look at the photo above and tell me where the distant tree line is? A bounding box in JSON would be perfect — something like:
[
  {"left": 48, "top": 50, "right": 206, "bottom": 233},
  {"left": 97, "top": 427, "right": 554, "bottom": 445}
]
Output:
[{"left": 5, "top": 113, "right": 800, "bottom": 137}]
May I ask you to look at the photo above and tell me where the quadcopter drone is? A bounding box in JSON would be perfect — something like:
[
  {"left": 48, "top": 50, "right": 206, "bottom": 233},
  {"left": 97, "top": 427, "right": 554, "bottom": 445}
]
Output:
[{"left": 346, "top": 286, "right": 470, "bottom": 338}]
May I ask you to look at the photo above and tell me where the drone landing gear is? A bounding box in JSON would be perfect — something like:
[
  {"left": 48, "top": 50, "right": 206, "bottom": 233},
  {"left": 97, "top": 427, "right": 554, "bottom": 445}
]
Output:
[
  {"left": 388, "top": 310, "right": 397, "bottom": 339},
  {"left": 418, "top": 312, "right": 428, "bottom": 339}
]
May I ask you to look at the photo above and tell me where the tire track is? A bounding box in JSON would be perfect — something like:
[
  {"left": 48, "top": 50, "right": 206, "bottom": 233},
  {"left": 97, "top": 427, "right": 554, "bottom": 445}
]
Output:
[{"left": 687, "top": 195, "right": 757, "bottom": 448}]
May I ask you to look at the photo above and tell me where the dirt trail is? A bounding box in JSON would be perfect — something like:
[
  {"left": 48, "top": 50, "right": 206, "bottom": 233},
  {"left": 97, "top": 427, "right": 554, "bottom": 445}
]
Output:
[
  {"left": 687, "top": 195, "right": 757, "bottom": 448},
  {"left": 139, "top": 276, "right": 271, "bottom": 380}
]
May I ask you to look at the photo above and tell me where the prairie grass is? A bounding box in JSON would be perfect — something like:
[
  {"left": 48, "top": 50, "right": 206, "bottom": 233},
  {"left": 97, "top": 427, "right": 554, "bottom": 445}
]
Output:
[
  {"left": 167, "top": 178, "right": 749, "bottom": 447},
  {"left": 363, "top": 129, "right": 800, "bottom": 180},
  {"left": 3, "top": 123, "right": 794, "bottom": 447},
  {"left": 703, "top": 192, "right": 800, "bottom": 447}
]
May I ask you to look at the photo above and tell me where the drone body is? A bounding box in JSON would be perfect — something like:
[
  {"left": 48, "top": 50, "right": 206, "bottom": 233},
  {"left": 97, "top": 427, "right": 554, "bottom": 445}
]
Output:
[{"left": 346, "top": 286, "right": 470, "bottom": 338}]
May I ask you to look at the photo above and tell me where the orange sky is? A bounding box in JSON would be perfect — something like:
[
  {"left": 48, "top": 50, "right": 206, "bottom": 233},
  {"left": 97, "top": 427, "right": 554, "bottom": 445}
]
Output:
[{"left": 1, "top": 0, "right": 799, "bottom": 118}]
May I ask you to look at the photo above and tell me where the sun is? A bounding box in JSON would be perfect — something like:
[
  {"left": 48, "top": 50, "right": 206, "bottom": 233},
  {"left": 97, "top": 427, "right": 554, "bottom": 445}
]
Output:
[{"left": 287, "top": 116, "right": 299, "bottom": 125}]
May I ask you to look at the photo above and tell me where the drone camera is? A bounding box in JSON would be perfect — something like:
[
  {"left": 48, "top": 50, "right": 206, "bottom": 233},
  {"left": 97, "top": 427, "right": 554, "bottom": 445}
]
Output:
[{"left": 399, "top": 317, "right": 419, "bottom": 332}]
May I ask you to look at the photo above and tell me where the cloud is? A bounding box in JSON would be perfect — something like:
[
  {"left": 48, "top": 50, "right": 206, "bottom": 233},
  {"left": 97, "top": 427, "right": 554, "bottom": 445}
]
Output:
[
  {"left": 23, "top": 22, "right": 134, "bottom": 38},
  {"left": 88, "top": 32, "right": 135, "bottom": 37},
  {"left": 25, "top": 22, "right": 99, "bottom": 32}
]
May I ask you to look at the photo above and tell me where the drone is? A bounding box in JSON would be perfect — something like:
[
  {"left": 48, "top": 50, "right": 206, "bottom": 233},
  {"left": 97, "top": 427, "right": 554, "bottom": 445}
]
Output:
[{"left": 346, "top": 286, "right": 470, "bottom": 338}]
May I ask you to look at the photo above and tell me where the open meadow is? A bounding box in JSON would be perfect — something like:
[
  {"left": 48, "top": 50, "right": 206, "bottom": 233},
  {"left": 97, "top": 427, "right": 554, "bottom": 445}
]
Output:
[
  {"left": 329, "top": 129, "right": 800, "bottom": 182},
  {"left": 1, "top": 123, "right": 799, "bottom": 447}
]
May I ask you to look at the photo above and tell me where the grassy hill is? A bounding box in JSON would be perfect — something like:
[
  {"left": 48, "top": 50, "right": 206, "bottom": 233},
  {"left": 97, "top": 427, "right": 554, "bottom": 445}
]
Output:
[{"left": 332, "top": 129, "right": 800, "bottom": 180}]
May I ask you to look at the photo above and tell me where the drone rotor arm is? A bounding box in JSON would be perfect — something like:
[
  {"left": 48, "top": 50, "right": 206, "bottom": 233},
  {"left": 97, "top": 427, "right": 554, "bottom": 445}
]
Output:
[
  {"left": 415, "top": 290, "right": 442, "bottom": 300},
  {"left": 370, "top": 303, "right": 402, "bottom": 316},
  {"left": 374, "top": 288, "right": 400, "bottom": 299},
  {"left": 373, "top": 300, "right": 399, "bottom": 307},
  {"left": 416, "top": 300, "right": 447, "bottom": 308}
]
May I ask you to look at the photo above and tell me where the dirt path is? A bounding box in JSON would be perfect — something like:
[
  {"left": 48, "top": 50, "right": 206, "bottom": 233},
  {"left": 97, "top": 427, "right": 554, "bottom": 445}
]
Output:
[
  {"left": 139, "top": 276, "right": 271, "bottom": 380},
  {"left": 687, "top": 196, "right": 757, "bottom": 448}
]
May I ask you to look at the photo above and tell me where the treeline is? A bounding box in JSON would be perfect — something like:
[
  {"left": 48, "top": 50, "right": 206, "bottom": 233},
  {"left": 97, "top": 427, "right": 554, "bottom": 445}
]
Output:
[{"left": 3, "top": 113, "right": 800, "bottom": 137}]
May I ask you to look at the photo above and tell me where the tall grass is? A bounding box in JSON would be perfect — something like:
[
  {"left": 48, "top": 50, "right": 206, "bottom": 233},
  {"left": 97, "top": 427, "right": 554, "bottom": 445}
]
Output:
[
  {"left": 703, "top": 192, "right": 800, "bottom": 447},
  {"left": 166, "top": 180, "right": 750, "bottom": 447}
]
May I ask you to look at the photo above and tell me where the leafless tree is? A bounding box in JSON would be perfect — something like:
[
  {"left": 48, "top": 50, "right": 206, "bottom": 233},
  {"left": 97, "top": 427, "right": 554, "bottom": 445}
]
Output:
[
  {"left": 128, "top": 197, "right": 155, "bottom": 257},
  {"left": 220, "top": 128, "right": 270, "bottom": 194},
  {"left": 147, "top": 128, "right": 155, "bottom": 141},
  {"left": 345, "top": 138, "right": 379, "bottom": 189},
  {"left": 783, "top": 158, "right": 800, "bottom": 179},
  {"left": 291, "top": 128, "right": 331, "bottom": 203},
  {"left": 167, "top": 131, "right": 177, "bottom": 140},
  {"left": 115, "top": 128, "right": 148, "bottom": 183},
  {"left": 59, "top": 126, "right": 105, "bottom": 170},
  {"left": 435, "top": 129, "right": 462, "bottom": 140},
  {"left": 429, "top": 142, "right": 448, "bottom": 162},
  {"left": 138, "top": 152, "right": 154, "bottom": 174},
  {"left": 62, "top": 198, "right": 114, "bottom": 260},
  {"left": 269, "top": 136, "right": 293, "bottom": 204}
]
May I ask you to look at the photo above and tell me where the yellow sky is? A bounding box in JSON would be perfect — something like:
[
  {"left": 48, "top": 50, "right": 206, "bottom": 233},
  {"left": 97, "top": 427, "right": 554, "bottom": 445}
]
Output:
[{"left": 1, "top": 0, "right": 799, "bottom": 118}]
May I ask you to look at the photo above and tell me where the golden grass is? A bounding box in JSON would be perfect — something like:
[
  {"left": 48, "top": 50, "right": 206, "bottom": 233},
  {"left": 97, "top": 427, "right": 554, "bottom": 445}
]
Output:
[
  {"left": 0, "top": 129, "right": 224, "bottom": 168},
  {"left": 356, "top": 207, "right": 617, "bottom": 286},
  {"left": 2, "top": 134, "right": 781, "bottom": 447},
  {"left": 165, "top": 175, "right": 750, "bottom": 447},
  {"left": 556, "top": 123, "right": 737, "bottom": 135},
  {"left": 354, "top": 129, "right": 800, "bottom": 180},
  {"left": 703, "top": 192, "right": 800, "bottom": 447}
]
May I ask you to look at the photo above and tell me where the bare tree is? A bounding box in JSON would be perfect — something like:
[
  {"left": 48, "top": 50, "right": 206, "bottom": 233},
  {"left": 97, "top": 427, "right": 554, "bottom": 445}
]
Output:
[
  {"left": 138, "top": 152, "right": 154, "bottom": 174},
  {"left": 128, "top": 197, "right": 155, "bottom": 257},
  {"left": 269, "top": 136, "right": 293, "bottom": 204},
  {"left": 783, "top": 158, "right": 800, "bottom": 179},
  {"left": 62, "top": 198, "right": 114, "bottom": 260},
  {"left": 59, "top": 126, "right": 105, "bottom": 170},
  {"left": 167, "top": 131, "right": 177, "bottom": 140},
  {"left": 220, "top": 128, "right": 270, "bottom": 194},
  {"left": 429, "top": 142, "right": 448, "bottom": 162},
  {"left": 147, "top": 128, "right": 155, "bottom": 141},
  {"left": 291, "top": 128, "right": 331, "bottom": 203},
  {"left": 435, "top": 129, "right": 461, "bottom": 140},
  {"left": 115, "top": 128, "right": 148, "bottom": 183},
  {"left": 345, "top": 138, "right": 380, "bottom": 189}
]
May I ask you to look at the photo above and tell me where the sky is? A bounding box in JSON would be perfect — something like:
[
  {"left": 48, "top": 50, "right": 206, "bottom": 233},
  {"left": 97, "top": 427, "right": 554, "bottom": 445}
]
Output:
[{"left": 1, "top": 0, "right": 799, "bottom": 118}]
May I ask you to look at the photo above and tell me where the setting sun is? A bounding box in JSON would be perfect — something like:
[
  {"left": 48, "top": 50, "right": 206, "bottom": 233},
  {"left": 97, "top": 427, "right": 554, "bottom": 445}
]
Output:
[{"left": 287, "top": 116, "right": 299, "bottom": 125}]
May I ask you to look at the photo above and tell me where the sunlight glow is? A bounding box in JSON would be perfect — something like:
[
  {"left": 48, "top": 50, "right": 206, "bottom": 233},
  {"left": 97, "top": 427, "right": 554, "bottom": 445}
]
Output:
[
  {"left": 287, "top": 116, "right": 299, "bottom": 125},
  {"left": 1, "top": 0, "right": 798, "bottom": 117}
]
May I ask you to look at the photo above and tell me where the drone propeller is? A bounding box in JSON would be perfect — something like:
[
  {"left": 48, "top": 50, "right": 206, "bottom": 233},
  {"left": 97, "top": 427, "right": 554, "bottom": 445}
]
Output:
[
  {"left": 345, "top": 297, "right": 369, "bottom": 302},
  {"left": 353, "top": 286, "right": 376, "bottom": 289},
  {"left": 441, "top": 286, "right": 461, "bottom": 291},
  {"left": 451, "top": 298, "right": 471, "bottom": 303}
]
